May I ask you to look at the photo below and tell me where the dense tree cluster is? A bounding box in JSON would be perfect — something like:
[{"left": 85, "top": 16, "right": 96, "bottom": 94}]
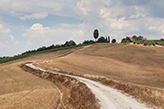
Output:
[
  {"left": 82, "top": 40, "right": 95, "bottom": 45},
  {"left": 121, "top": 37, "right": 132, "bottom": 43},
  {"left": 121, "top": 35, "right": 164, "bottom": 46},
  {"left": 141, "top": 39, "right": 164, "bottom": 46},
  {"left": 121, "top": 35, "right": 144, "bottom": 43},
  {"left": 97, "top": 36, "right": 110, "bottom": 43}
]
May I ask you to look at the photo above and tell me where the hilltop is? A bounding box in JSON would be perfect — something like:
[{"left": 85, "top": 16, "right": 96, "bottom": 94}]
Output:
[
  {"left": 1, "top": 43, "right": 164, "bottom": 108},
  {"left": 38, "top": 43, "right": 164, "bottom": 88}
]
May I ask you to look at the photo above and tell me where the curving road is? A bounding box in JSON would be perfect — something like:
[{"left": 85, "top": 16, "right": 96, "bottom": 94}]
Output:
[{"left": 26, "top": 63, "right": 151, "bottom": 109}]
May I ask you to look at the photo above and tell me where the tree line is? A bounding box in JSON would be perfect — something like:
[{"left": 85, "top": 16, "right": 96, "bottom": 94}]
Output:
[
  {"left": 121, "top": 35, "right": 164, "bottom": 46},
  {"left": 93, "top": 29, "right": 116, "bottom": 43}
]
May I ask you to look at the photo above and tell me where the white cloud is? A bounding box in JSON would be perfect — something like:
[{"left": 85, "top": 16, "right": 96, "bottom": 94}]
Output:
[
  {"left": 10, "top": 11, "right": 23, "bottom": 16},
  {"left": 0, "top": 0, "right": 62, "bottom": 16},
  {"left": 0, "top": 41, "right": 9, "bottom": 48},
  {"left": 0, "top": 23, "right": 21, "bottom": 56},
  {"left": 75, "top": 0, "right": 164, "bottom": 42},
  {"left": 23, "top": 23, "right": 58, "bottom": 50},
  {"left": 60, "top": 24, "right": 77, "bottom": 28},
  {"left": 0, "top": 24, "right": 10, "bottom": 33},
  {"left": 1, "top": 0, "right": 164, "bottom": 56},
  {"left": 22, "top": 23, "right": 90, "bottom": 51},
  {"left": 20, "top": 12, "right": 48, "bottom": 20},
  {"left": 23, "top": 23, "right": 49, "bottom": 39},
  {"left": 10, "top": 35, "right": 20, "bottom": 44},
  {"left": 148, "top": 18, "right": 164, "bottom": 34}
]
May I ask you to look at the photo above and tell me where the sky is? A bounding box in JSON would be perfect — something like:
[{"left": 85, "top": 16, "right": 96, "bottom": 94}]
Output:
[{"left": 0, "top": 0, "right": 164, "bottom": 56}]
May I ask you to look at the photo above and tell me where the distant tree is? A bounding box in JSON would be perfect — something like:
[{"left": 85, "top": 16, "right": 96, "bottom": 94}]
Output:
[
  {"left": 37, "top": 46, "right": 47, "bottom": 51},
  {"left": 132, "top": 35, "right": 143, "bottom": 41},
  {"left": 137, "top": 41, "right": 140, "bottom": 45},
  {"left": 108, "top": 36, "right": 110, "bottom": 43},
  {"left": 97, "top": 36, "right": 107, "bottom": 43},
  {"left": 69, "top": 40, "right": 76, "bottom": 46},
  {"left": 138, "top": 36, "right": 143, "bottom": 40},
  {"left": 93, "top": 29, "right": 99, "bottom": 42},
  {"left": 47, "top": 44, "right": 54, "bottom": 49},
  {"left": 133, "top": 41, "right": 136, "bottom": 44},
  {"left": 112, "top": 39, "right": 116, "bottom": 43},
  {"left": 83, "top": 40, "right": 95, "bottom": 45},
  {"left": 64, "top": 40, "right": 76, "bottom": 47},
  {"left": 152, "top": 42, "right": 155, "bottom": 46},
  {"left": 121, "top": 38, "right": 126, "bottom": 43},
  {"left": 121, "top": 36, "right": 132, "bottom": 43},
  {"left": 55, "top": 44, "right": 61, "bottom": 48},
  {"left": 132, "top": 35, "right": 137, "bottom": 40},
  {"left": 144, "top": 41, "right": 148, "bottom": 46}
]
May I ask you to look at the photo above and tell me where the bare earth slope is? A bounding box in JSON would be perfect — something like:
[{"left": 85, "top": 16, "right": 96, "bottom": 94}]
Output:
[
  {"left": 40, "top": 43, "right": 164, "bottom": 89},
  {"left": 0, "top": 62, "right": 60, "bottom": 109},
  {"left": 0, "top": 48, "right": 81, "bottom": 109},
  {"left": 1, "top": 43, "right": 164, "bottom": 108}
]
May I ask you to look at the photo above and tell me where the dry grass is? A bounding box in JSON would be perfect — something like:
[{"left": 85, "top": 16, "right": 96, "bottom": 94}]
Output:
[
  {"left": 1, "top": 43, "right": 164, "bottom": 108},
  {"left": 0, "top": 47, "right": 83, "bottom": 109},
  {"left": 20, "top": 64, "right": 99, "bottom": 109},
  {"left": 83, "top": 74, "right": 164, "bottom": 108},
  {"left": 39, "top": 66, "right": 164, "bottom": 108},
  {"left": 0, "top": 62, "right": 60, "bottom": 109},
  {"left": 37, "top": 43, "right": 164, "bottom": 108}
]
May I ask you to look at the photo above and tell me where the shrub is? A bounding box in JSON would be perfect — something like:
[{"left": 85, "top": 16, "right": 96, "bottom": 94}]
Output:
[
  {"left": 112, "top": 39, "right": 116, "bottom": 43},
  {"left": 82, "top": 40, "right": 95, "bottom": 45},
  {"left": 152, "top": 42, "right": 155, "bottom": 46},
  {"left": 137, "top": 41, "right": 140, "bottom": 45},
  {"left": 97, "top": 36, "right": 108, "bottom": 43},
  {"left": 133, "top": 41, "right": 136, "bottom": 44},
  {"left": 144, "top": 42, "right": 148, "bottom": 46}
]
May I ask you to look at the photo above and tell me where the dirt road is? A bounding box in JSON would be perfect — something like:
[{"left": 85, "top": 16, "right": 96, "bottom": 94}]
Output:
[{"left": 26, "top": 63, "right": 151, "bottom": 109}]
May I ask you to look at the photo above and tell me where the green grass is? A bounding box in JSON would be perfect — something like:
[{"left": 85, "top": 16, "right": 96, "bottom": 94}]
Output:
[
  {"left": 0, "top": 44, "right": 91, "bottom": 64},
  {"left": 119, "top": 42, "right": 130, "bottom": 45},
  {"left": 147, "top": 40, "right": 160, "bottom": 42}
]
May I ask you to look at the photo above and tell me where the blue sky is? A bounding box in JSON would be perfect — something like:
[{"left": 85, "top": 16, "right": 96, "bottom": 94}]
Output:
[{"left": 0, "top": 0, "right": 164, "bottom": 56}]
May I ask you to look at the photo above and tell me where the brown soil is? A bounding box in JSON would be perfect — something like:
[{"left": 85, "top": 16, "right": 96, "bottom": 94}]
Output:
[
  {"left": 40, "top": 43, "right": 164, "bottom": 89},
  {"left": 36, "top": 43, "right": 164, "bottom": 108},
  {"left": 0, "top": 62, "right": 60, "bottom": 109},
  {"left": 1, "top": 43, "right": 164, "bottom": 108},
  {"left": 0, "top": 47, "right": 82, "bottom": 109}
]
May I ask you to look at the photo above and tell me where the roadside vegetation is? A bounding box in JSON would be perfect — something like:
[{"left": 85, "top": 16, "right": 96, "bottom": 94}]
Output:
[
  {"left": 48, "top": 66, "right": 164, "bottom": 108},
  {"left": 21, "top": 64, "right": 99, "bottom": 109}
]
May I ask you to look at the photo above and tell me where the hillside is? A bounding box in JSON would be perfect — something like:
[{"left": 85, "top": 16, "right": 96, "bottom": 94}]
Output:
[
  {"left": 1, "top": 43, "right": 164, "bottom": 108},
  {"left": 0, "top": 48, "right": 81, "bottom": 109},
  {"left": 38, "top": 43, "right": 164, "bottom": 89}
]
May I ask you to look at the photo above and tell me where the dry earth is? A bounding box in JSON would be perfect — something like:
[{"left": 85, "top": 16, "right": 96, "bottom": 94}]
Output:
[
  {"left": 1, "top": 43, "right": 164, "bottom": 108},
  {"left": 38, "top": 43, "right": 164, "bottom": 89},
  {"left": 36, "top": 43, "right": 164, "bottom": 108},
  {"left": 0, "top": 47, "right": 81, "bottom": 109},
  {"left": 0, "top": 61, "right": 60, "bottom": 109}
]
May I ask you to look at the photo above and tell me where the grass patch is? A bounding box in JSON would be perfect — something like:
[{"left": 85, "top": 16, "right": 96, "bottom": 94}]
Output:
[
  {"left": 119, "top": 42, "right": 130, "bottom": 45},
  {"left": 147, "top": 40, "right": 160, "bottom": 41}
]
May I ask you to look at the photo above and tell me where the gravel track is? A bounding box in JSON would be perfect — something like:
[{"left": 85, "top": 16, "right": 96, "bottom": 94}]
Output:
[{"left": 26, "top": 63, "right": 151, "bottom": 109}]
